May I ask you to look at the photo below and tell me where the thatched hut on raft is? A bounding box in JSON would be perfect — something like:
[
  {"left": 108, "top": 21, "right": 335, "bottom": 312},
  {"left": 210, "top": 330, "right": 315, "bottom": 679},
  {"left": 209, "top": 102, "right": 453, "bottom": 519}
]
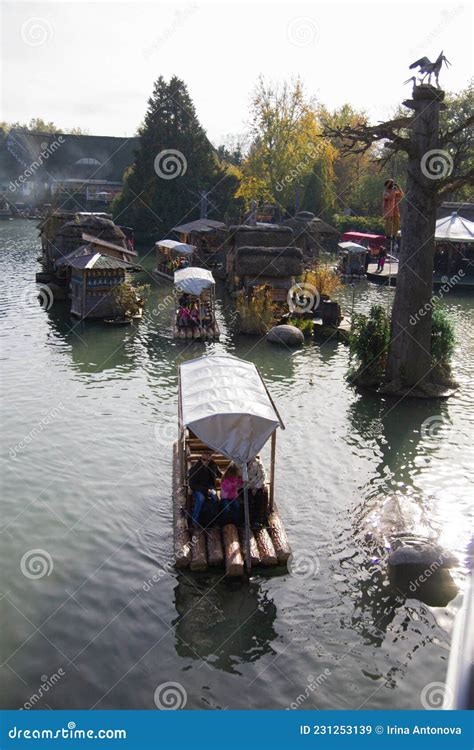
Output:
[
  {"left": 281, "top": 211, "right": 339, "bottom": 259},
  {"left": 56, "top": 247, "right": 137, "bottom": 320},
  {"left": 38, "top": 212, "right": 133, "bottom": 274},
  {"left": 232, "top": 245, "right": 304, "bottom": 303},
  {"left": 225, "top": 224, "right": 302, "bottom": 302}
]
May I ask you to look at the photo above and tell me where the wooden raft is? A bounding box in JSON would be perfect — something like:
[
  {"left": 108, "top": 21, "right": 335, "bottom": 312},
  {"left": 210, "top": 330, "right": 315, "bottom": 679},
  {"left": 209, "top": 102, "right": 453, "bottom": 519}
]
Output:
[
  {"left": 172, "top": 442, "right": 291, "bottom": 577},
  {"left": 173, "top": 324, "right": 220, "bottom": 341}
]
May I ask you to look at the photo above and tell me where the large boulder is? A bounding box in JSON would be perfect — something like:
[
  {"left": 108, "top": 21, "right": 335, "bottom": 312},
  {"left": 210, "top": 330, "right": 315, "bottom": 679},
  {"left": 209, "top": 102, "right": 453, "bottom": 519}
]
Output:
[{"left": 266, "top": 325, "right": 304, "bottom": 347}]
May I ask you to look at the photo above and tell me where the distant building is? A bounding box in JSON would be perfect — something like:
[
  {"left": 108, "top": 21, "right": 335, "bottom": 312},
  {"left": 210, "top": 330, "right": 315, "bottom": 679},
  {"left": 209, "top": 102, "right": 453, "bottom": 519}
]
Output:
[{"left": 0, "top": 130, "right": 140, "bottom": 209}]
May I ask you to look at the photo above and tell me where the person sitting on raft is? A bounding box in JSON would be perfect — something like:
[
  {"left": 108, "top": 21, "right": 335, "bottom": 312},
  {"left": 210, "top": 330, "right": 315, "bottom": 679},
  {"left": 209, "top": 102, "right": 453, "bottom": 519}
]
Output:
[
  {"left": 221, "top": 463, "right": 243, "bottom": 525},
  {"left": 247, "top": 454, "right": 268, "bottom": 526},
  {"left": 189, "top": 450, "right": 222, "bottom": 527},
  {"left": 177, "top": 305, "right": 191, "bottom": 327},
  {"left": 189, "top": 303, "right": 200, "bottom": 328},
  {"left": 201, "top": 305, "right": 213, "bottom": 329}
]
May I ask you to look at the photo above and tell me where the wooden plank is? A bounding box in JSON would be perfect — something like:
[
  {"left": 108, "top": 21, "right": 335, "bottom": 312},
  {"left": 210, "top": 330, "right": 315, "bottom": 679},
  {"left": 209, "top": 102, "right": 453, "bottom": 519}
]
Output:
[
  {"left": 238, "top": 528, "right": 261, "bottom": 566},
  {"left": 223, "top": 524, "right": 244, "bottom": 577},
  {"left": 268, "top": 506, "right": 291, "bottom": 563},
  {"left": 207, "top": 527, "right": 224, "bottom": 566},
  {"left": 254, "top": 527, "right": 278, "bottom": 566},
  {"left": 172, "top": 442, "right": 191, "bottom": 568},
  {"left": 190, "top": 529, "right": 207, "bottom": 571}
]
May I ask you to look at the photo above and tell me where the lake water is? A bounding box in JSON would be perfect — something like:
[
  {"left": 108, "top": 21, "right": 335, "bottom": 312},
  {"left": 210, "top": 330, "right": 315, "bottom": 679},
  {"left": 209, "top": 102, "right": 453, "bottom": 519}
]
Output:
[{"left": 1, "top": 220, "right": 472, "bottom": 711}]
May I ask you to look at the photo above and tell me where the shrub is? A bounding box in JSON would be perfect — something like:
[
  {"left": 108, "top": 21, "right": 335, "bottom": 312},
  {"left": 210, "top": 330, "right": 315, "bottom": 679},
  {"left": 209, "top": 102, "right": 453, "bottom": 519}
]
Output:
[
  {"left": 288, "top": 316, "right": 313, "bottom": 338},
  {"left": 349, "top": 304, "right": 390, "bottom": 385},
  {"left": 236, "top": 284, "right": 276, "bottom": 335},
  {"left": 300, "top": 264, "right": 341, "bottom": 298},
  {"left": 331, "top": 214, "right": 385, "bottom": 235},
  {"left": 111, "top": 283, "right": 149, "bottom": 318},
  {"left": 431, "top": 305, "right": 455, "bottom": 366}
]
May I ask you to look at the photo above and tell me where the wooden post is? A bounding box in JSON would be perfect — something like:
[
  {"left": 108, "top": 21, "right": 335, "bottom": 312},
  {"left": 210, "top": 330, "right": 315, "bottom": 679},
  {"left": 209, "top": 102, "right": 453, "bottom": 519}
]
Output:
[
  {"left": 242, "top": 462, "right": 251, "bottom": 574},
  {"left": 269, "top": 431, "right": 276, "bottom": 512}
]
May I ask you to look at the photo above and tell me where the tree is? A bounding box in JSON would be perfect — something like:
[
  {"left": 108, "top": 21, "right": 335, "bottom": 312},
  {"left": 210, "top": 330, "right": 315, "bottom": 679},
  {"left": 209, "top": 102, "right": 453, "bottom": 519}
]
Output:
[
  {"left": 0, "top": 119, "right": 90, "bottom": 135},
  {"left": 324, "top": 77, "right": 473, "bottom": 396},
  {"left": 237, "top": 77, "right": 336, "bottom": 213},
  {"left": 112, "top": 76, "right": 238, "bottom": 241}
]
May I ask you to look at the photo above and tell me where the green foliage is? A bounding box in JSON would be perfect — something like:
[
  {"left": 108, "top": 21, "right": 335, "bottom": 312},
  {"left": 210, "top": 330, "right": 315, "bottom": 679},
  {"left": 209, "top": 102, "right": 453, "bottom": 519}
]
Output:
[
  {"left": 331, "top": 214, "right": 386, "bottom": 234},
  {"left": 349, "top": 304, "right": 391, "bottom": 384},
  {"left": 237, "top": 77, "right": 336, "bottom": 211},
  {"left": 430, "top": 305, "right": 456, "bottom": 365},
  {"left": 112, "top": 75, "right": 238, "bottom": 243},
  {"left": 111, "top": 283, "right": 149, "bottom": 318},
  {"left": 288, "top": 317, "right": 313, "bottom": 338},
  {"left": 236, "top": 285, "right": 276, "bottom": 335},
  {"left": 300, "top": 265, "right": 341, "bottom": 297},
  {"left": 440, "top": 80, "right": 474, "bottom": 202}
]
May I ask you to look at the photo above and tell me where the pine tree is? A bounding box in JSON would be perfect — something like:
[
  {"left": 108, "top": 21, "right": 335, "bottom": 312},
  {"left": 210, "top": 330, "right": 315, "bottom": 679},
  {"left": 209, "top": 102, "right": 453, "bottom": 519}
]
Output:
[{"left": 113, "top": 76, "right": 238, "bottom": 241}]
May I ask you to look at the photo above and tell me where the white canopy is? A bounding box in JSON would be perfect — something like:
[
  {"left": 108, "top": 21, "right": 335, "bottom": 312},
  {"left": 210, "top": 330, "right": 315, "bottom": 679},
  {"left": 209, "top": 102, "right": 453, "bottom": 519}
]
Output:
[
  {"left": 174, "top": 267, "right": 215, "bottom": 296},
  {"left": 435, "top": 213, "right": 474, "bottom": 243},
  {"left": 338, "top": 241, "right": 367, "bottom": 253},
  {"left": 155, "top": 239, "right": 195, "bottom": 255},
  {"left": 179, "top": 355, "right": 284, "bottom": 465}
]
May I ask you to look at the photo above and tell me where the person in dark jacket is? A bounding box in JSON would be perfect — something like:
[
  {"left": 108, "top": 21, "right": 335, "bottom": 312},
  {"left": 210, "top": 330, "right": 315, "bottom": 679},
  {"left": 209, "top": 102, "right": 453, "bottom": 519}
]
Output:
[{"left": 188, "top": 450, "right": 222, "bottom": 526}]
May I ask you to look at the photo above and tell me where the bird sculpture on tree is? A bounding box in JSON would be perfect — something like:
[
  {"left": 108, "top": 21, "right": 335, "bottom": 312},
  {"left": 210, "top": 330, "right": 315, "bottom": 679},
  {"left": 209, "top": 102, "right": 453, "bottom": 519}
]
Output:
[{"left": 405, "top": 51, "right": 451, "bottom": 88}]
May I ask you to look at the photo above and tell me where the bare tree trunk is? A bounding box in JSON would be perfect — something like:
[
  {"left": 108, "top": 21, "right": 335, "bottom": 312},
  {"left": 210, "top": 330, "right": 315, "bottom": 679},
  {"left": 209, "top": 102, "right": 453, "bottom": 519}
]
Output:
[{"left": 384, "top": 86, "right": 448, "bottom": 397}]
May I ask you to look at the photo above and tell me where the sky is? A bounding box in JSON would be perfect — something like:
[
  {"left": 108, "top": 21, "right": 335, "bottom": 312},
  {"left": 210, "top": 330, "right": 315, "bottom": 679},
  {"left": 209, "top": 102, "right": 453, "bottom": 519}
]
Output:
[{"left": 1, "top": 0, "right": 472, "bottom": 146}]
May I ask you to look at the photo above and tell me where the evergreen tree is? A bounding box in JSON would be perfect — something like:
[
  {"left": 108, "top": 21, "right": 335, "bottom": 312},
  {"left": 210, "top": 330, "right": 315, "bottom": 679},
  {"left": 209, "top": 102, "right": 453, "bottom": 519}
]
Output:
[{"left": 113, "top": 76, "right": 238, "bottom": 241}]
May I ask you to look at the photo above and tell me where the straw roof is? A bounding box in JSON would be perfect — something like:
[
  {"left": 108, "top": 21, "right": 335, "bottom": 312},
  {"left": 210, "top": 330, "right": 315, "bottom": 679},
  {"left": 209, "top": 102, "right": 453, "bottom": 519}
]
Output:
[
  {"left": 229, "top": 224, "right": 293, "bottom": 249},
  {"left": 51, "top": 215, "right": 127, "bottom": 259},
  {"left": 282, "top": 211, "right": 338, "bottom": 238},
  {"left": 235, "top": 246, "right": 303, "bottom": 278}
]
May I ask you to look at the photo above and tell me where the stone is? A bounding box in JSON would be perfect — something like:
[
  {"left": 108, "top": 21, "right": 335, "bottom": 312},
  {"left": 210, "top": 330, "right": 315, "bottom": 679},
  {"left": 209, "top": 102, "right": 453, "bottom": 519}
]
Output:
[{"left": 266, "top": 325, "right": 304, "bottom": 347}]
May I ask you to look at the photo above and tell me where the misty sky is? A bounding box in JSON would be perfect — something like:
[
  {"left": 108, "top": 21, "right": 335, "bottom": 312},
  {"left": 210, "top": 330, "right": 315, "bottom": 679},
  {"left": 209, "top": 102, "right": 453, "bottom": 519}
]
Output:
[{"left": 2, "top": 0, "right": 472, "bottom": 145}]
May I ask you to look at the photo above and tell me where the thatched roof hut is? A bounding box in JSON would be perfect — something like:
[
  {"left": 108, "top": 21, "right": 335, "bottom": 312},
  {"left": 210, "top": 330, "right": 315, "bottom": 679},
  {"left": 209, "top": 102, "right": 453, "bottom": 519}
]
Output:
[
  {"left": 48, "top": 215, "right": 127, "bottom": 265},
  {"left": 229, "top": 224, "right": 293, "bottom": 250},
  {"left": 281, "top": 212, "right": 338, "bottom": 257},
  {"left": 236, "top": 246, "right": 303, "bottom": 279}
]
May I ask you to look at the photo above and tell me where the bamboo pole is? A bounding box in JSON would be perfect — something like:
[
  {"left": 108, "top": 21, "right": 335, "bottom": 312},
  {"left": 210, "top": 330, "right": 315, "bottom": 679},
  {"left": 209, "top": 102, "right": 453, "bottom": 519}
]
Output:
[
  {"left": 269, "top": 431, "right": 276, "bottom": 512},
  {"left": 242, "top": 462, "right": 251, "bottom": 573}
]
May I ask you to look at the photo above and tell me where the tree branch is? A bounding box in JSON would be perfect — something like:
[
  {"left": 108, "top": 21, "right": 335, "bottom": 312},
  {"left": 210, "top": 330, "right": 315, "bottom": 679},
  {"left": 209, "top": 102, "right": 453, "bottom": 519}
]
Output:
[{"left": 440, "top": 114, "right": 474, "bottom": 146}]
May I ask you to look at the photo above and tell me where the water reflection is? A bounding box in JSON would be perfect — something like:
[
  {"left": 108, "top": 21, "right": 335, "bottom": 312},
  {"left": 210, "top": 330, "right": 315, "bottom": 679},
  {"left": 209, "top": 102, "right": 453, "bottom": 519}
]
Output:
[{"left": 173, "top": 575, "right": 277, "bottom": 674}]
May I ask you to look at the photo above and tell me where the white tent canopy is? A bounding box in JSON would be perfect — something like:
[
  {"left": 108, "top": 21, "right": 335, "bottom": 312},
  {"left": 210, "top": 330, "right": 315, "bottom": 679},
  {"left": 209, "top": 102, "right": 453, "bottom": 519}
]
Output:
[
  {"left": 435, "top": 213, "right": 474, "bottom": 243},
  {"left": 179, "top": 355, "right": 284, "bottom": 465},
  {"left": 155, "top": 239, "right": 196, "bottom": 255},
  {"left": 174, "top": 267, "right": 215, "bottom": 296},
  {"left": 338, "top": 241, "right": 367, "bottom": 253}
]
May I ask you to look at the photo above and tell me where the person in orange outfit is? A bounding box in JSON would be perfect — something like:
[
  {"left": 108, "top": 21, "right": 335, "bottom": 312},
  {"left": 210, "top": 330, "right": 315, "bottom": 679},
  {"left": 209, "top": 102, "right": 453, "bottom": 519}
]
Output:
[{"left": 382, "top": 179, "right": 404, "bottom": 238}]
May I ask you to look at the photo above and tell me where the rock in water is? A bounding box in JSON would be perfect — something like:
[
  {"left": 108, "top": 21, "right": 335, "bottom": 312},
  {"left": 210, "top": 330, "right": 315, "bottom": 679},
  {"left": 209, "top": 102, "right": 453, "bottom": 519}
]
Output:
[{"left": 266, "top": 325, "right": 304, "bottom": 347}]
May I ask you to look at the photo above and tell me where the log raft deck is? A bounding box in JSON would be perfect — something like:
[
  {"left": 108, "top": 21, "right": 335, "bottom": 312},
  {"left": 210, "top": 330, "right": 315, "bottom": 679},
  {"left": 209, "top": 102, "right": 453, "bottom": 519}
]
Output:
[
  {"left": 172, "top": 354, "right": 291, "bottom": 577},
  {"left": 172, "top": 267, "right": 220, "bottom": 342}
]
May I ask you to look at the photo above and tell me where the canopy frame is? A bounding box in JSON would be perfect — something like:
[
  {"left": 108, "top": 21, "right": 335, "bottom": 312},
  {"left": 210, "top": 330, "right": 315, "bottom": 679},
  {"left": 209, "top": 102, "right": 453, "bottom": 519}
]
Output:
[{"left": 178, "top": 355, "right": 284, "bottom": 573}]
